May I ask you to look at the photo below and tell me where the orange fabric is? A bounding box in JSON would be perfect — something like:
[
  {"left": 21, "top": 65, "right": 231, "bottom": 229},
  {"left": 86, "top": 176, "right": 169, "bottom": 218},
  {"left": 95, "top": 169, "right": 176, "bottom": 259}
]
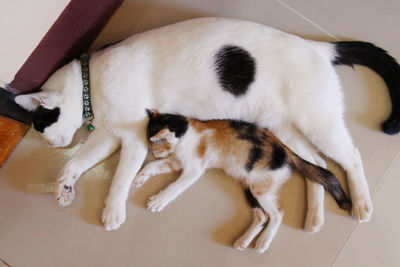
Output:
[{"left": 0, "top": 116, "right": 29, "bottom": 167}]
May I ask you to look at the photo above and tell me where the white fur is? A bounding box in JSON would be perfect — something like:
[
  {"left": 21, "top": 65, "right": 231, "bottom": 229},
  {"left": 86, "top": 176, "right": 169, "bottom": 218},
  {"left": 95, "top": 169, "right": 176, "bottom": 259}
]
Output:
[
  {"left": 16, "top": 17, "right": 372, "bottom": 231},
  {"left": 233, "top": 207, "right": 267, "bottom": 251}
]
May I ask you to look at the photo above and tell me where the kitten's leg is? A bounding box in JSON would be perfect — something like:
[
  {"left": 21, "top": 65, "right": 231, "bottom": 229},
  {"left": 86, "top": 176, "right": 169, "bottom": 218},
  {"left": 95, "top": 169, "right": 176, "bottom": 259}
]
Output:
[
  {"left": 250, "top": 191, "right": 283, "bottom": 253},
  {"left": 248, "top": 169, "right": 289, "bottom": 253},
  {"left": 233, "top": 207, "right": 268, "bottom": 251},
  {"left": 271, "top": 123, "right": 326, "bottom": 233},
  {"left": 133, "top": 157, "right": 181, "bottom": 187},
  {"left": 147, "top": 167, "right": 204, "bottom": 212},
  {"left": 102, "top": 125, "right": 148, "bottom": 231},
  {"left": 55, "top": 129, "right": 120, "bottom": 207}
]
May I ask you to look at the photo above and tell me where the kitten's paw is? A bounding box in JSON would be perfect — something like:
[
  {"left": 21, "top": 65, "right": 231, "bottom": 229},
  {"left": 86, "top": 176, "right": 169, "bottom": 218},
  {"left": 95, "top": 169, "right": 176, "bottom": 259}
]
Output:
[
  {"left": 352, "top": 196, "right": 373, "bottom": 222},
  {"left": 254, "top": 238, "right": 271, "bottom": 254},
  {"left": 233, "top": 238, "right": 250, "bottom": 251},
  {"left": 55, "top": 180, "right": 75, "bottom": 207},
  {"left": 102, "top": 203, "right": 126, "bottom": 231},
  {"left": 304, "top": 211, "right": 324, "bottom": 233},
  {"left": 147, "top": 194, "right": 169, "bottom": 212},
  {"left": 133, "top": 172, "right": 149, "bottom": 188}
]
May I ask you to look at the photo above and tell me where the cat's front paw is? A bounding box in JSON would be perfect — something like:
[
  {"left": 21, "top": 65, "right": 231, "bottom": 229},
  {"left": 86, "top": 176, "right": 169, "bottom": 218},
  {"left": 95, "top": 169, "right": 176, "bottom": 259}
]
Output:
[
  {"left": 55, "top": 180, "right": 75, "bottom": 207},
  {"left": 133, "top": 171, "right": 149, "bottom": 188},
  {"left": 102, "top": 202, "right": 126, "bottom": 231},
  {"left": 147, "top": 194, "right": 169, "bottom": 212}
]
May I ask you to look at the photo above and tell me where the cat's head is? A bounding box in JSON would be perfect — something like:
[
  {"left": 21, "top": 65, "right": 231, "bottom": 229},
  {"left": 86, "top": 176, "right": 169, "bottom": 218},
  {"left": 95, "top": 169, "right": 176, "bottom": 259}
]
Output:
[
  {"left": 146, "top": 109, "right": 188, "bottom": 159},
  {"left": 14, "top": 61, "right": 83, "bottom": 147}
]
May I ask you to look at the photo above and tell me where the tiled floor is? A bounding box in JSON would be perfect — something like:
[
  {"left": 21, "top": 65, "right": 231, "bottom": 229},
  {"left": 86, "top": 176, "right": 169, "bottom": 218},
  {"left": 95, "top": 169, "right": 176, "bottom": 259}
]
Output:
[{"left": 1, "top": 0, "right": 400, "bottom": 266}]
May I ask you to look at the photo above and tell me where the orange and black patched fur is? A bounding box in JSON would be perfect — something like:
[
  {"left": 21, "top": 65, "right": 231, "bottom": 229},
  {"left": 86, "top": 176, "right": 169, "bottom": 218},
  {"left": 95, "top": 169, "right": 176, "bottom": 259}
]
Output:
[{"left": 134, "top": 109, "right": 351, "bottom": 253}]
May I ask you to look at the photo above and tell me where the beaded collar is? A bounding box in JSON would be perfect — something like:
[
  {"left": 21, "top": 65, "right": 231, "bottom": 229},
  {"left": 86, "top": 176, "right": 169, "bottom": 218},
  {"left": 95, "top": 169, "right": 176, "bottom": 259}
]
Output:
[{"left": 79, "top": 52, "right": 94, "bottom": 131}]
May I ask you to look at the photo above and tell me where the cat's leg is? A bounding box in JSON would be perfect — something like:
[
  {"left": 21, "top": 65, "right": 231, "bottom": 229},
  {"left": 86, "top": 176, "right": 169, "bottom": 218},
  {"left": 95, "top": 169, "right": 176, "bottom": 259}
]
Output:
[
  {"left": 294, "top": 106, "right": 372, "bottom": 222},
  {"left": 133, "top": 157, "right": 181, "bottom": 187},
  {"left": 55, "top": 129, "right": 120, "bottom": 207},
  {"left": 147, "top": 166, "right": 204, "bottom": 212},
  {"left": 102, "top": 125, "right": 148, "bottom": 231},
  {"left": 304, "top": 154, "right": 327, "bottom": 233},
  {"left": 233, "top": 207, "right": 268, "bottom": 251},
  {"left": 288, "top": 64, "right": 372, "bottom": 222},
  {"left": 271, "top": 123, "right": 326, "bottom": 233}
]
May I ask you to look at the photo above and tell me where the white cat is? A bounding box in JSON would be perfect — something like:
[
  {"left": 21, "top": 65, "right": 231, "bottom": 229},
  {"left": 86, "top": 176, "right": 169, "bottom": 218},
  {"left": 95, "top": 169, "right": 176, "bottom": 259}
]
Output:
[{"left": 13, "top": 17, "right": 400, "bottom": 231}]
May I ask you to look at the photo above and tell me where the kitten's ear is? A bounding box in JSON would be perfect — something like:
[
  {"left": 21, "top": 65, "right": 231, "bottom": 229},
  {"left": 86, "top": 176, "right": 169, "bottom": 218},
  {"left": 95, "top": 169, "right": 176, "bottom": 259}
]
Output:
[
  {"left": 146, "top": 109, "right": 159, "bottom": 118},
  {"left": 150, "top": 128, "right": 176, "bottom": 143},
  {"left": 15, "top": 91, "right": 62, "bottom": 111}
]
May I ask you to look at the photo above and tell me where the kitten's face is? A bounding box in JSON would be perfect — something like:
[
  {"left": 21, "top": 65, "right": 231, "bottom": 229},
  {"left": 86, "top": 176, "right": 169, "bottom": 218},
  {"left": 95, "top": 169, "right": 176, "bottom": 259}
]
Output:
[
  {"left": 149, "top": 130, "right": 177, "bottom": 159},
  {"left": 146, "top": 109, "right": 189, "bottom": 158}
]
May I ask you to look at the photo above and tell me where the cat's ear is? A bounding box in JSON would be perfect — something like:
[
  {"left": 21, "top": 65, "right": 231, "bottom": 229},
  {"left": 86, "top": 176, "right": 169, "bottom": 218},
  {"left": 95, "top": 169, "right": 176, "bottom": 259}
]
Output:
[
  {"left": 15, "top": 91, "right": 62, "bottom": 111},
  {"left": 146, "top": 109, "right": 159, "bottom": 118},
  {"left": 150, "top": 128, "right": 176, "bottom": 143}
]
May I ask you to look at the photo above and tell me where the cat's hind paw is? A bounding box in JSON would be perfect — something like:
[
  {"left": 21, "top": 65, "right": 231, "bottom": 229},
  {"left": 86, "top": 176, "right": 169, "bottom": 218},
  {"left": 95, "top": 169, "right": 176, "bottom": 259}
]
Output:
[{"left": 352, "top": 197, "right": 373, "bottom": 222}]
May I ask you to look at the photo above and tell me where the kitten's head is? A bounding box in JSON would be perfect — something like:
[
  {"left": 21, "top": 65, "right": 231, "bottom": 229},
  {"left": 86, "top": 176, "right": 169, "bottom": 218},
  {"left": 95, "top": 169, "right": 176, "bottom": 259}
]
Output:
[
  {"left": 146, "top": 109, "right": 188, "bottom": 159},
  {"left": 14, "top": 61, "right": 83, "bottom": 147}
]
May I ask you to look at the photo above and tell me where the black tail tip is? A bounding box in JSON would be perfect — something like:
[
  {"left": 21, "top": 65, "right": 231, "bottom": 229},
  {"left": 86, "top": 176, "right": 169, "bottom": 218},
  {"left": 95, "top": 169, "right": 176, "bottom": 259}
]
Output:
[{"left": 382, "top": 117, "right": 400, "bottom": 135}]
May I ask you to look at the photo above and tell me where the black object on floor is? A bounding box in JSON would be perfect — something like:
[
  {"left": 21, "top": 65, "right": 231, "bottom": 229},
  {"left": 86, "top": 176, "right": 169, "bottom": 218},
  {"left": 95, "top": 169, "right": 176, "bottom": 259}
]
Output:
[{"left": 0, "top": 87, "right": 32, "bottom": 125}]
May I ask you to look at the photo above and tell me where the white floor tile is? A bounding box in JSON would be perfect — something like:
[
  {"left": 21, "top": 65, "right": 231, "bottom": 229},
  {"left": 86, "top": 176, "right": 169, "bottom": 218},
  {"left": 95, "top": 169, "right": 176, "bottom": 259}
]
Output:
[{"left": 332, "top": 156, "right": 400, "bottom": 267}]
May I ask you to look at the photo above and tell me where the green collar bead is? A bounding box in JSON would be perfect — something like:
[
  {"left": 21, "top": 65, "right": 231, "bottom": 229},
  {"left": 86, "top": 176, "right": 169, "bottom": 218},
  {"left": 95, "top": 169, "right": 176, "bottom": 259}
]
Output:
[{"left": 80, "top": 52, "right": 94, "bottom": 131}]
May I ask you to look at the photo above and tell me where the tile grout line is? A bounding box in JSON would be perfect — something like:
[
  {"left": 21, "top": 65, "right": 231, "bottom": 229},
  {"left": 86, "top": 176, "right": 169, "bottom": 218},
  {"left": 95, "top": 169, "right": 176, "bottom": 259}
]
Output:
[
  {"left": 329, "top": 151, "right": 400, "bottom": 266},
  {"left": 329, "top": 221, "right": 358, "bottom": 267},
  {"left": 371, "top": 151, "right": 400, "bottom": 199},
  {"left": 275, "top": 0, "right": 340, "bottom": 41}
]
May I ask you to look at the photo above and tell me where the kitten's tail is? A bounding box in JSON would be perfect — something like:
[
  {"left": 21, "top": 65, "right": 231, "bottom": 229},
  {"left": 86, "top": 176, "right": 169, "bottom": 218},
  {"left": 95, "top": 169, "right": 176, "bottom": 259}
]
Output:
[
  {"left": 288, "top": 154, "right": 352, "bottom": 211},
  {"left": 331, "top": 41, "right": 400, "bottom": 135}
]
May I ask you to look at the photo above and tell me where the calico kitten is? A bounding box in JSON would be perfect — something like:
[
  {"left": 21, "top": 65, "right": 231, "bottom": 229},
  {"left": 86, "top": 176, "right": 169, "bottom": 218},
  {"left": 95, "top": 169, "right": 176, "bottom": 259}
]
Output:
[{"left": 134, "top": 109, "right": 351, "bottom": 253}]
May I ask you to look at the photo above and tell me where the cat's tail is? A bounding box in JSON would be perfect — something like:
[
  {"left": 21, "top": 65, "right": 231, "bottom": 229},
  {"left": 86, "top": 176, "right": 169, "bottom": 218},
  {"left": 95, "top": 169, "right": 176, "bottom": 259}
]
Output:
[
  {"left": 288, "top": 154, "right": 352, "bottom": 211},
  {"left": 331, "top": 41, "right": 400, "bottom": 135}
]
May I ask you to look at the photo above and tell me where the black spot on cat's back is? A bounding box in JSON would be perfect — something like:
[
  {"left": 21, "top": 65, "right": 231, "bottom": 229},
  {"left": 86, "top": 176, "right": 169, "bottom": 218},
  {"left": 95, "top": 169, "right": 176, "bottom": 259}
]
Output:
[
  {"left": 214, "top": 45, "right": 256, "bottom": 96},
  {"left": 32, "top": 106, "right": 60, "bottom": 133}
]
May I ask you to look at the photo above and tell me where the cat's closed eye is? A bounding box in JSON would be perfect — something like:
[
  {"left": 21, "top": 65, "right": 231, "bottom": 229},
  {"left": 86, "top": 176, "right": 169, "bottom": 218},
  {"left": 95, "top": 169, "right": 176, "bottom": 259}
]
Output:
[{"left": 151, "top": 138, "right": 167, "bottom": 144}]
